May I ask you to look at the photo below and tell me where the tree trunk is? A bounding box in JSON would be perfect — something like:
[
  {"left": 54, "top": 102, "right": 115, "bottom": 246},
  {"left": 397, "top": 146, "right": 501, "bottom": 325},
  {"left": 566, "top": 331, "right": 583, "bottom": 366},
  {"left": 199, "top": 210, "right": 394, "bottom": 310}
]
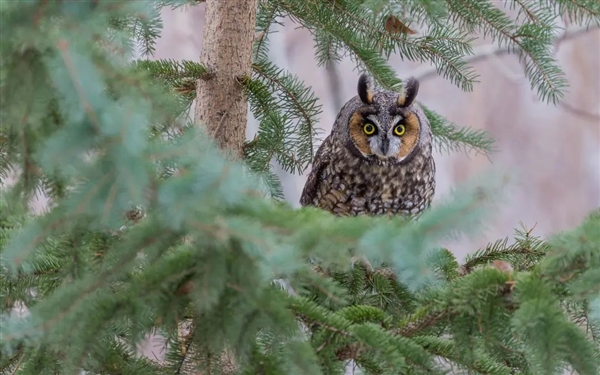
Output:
[
  {"left": 180, "top": 1, "right": 258, "bottom": 374},
  {"left": 195, "top": 0, "right": 258, "bottom": 158}
]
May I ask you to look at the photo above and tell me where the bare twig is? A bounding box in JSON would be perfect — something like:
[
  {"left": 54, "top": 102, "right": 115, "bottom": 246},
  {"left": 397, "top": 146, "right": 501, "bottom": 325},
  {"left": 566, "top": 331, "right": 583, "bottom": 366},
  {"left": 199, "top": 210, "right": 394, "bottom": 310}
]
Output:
[{"left": 560, "top": 101, "right": 600, "bottom": 121}]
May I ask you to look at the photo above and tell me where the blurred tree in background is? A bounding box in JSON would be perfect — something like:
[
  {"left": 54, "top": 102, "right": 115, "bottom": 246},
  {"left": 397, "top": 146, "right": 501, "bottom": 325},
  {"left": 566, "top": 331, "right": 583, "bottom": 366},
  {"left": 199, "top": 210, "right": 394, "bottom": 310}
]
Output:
[{"left": 1, "top": 1, "right": 599, "bottom": 374}]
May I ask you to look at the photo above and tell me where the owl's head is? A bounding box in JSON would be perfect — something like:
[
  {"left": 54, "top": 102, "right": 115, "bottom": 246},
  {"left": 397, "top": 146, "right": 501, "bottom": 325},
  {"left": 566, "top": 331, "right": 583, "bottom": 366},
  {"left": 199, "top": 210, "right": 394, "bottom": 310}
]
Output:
[{"left": 334, "top": 74, "right": 430, "bottom": 164}]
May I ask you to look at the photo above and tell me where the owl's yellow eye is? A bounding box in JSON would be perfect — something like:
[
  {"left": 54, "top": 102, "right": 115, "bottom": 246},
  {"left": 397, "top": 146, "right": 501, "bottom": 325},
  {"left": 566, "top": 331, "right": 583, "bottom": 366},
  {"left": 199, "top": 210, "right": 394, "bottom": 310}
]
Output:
[
  {"left": 393, "top": 124, "right": 406, "bottom": 136},
  {"left": 363, "top": 123, "right": 376, "bottom": 135}
]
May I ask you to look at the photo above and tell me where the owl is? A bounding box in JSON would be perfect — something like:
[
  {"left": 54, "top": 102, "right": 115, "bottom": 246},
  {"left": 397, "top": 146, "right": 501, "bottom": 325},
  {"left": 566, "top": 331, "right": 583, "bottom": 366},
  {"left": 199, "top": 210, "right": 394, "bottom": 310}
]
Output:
[{"left": 300, "top": 74, "right": 435, "bottom": 218}]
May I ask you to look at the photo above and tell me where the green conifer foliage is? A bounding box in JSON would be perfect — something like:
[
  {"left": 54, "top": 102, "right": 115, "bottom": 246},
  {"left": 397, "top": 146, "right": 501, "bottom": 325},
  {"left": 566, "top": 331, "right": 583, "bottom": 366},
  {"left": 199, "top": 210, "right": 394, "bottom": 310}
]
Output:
[{"left": 1, "top": 1, "right": 599, "bottom": 374}]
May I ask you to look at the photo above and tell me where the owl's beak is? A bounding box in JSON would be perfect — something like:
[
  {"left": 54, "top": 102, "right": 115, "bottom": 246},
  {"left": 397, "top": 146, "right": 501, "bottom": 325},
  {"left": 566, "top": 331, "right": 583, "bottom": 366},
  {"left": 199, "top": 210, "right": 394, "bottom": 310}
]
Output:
[{"left": 380, "top": 138, "right": 390, "bottom": 156}]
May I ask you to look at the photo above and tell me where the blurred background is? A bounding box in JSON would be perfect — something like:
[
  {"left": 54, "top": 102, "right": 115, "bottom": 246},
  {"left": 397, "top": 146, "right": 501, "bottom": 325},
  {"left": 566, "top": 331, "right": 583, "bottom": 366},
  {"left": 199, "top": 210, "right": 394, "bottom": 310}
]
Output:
[{"left": 150, "top": 4, "right": 599, "bottom": 261}]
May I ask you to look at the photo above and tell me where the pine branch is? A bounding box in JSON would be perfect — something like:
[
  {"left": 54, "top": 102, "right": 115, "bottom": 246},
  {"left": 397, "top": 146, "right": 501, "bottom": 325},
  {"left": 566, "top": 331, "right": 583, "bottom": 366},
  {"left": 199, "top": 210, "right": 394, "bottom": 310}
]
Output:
[
  {"left": 130, "top": 59, "right": 208, "bottom": 99},
  {"left": 397, "top": 310, "right": 448, "bottom": 337},
  {"left": 291, "top": 295, "right": 435, "bottom": 372},
  {"left": 276, "top": 0, "right": 479, "bottom": 90},
  {"left": 554, "top": 0, "right": 600, "bottom": 24},
  {"left": 460, "top": 225, "right": 549, "bottom": 275},
  {"left": 158, "top": 0, "right": 206, "bottom": 9},
  {"left": 413, "top": 336, "right": 515, "bottom": 375},
  {"left": 250, "top": 60, "right": 322, "bottom": 172},
  {"left": 413, "top": 24, "right": 598, "bottom": 82},
  {"left": 106, "top": 2, "right": 164, "bottom": 58},
  {"left": 253, "top": 1, "right": 283, "bottom": 62},
  {"left": 240, "top": 75, "right": 288, "bottom": 199},
  {"left": 424, "top": 106, "right": 495, "bottom": 156},
  {"left": 0, "top": 348, "right": 25, "bottom": 375},
  {"left": 445, "top": 0, "right": 571, "bottom": 103},
  {"left": 511, "top": 0, "right": 553, "bottom": 25}
]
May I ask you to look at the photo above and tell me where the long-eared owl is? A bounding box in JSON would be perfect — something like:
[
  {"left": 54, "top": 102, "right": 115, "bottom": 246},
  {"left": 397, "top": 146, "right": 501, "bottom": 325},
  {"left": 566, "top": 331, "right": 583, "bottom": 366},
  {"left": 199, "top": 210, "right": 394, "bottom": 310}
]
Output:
[{"left": 300, "top": 74, "right": 435, "bottom": 218}]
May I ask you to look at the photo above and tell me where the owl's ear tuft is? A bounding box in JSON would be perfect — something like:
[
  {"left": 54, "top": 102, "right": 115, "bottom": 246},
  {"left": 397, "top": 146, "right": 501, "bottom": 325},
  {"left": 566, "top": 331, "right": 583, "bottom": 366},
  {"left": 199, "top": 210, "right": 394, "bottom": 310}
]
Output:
[
  {"left": 357, "top": 73, "right": 375, "bottom": 104},
  {"left": 397, "top": 77, "right": 419, "bottom": 107}
]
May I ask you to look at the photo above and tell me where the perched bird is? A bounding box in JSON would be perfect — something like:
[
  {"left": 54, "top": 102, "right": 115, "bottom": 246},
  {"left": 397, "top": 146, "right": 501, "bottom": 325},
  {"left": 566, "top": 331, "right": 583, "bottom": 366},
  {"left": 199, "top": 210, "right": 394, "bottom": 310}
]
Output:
[{"left": 300, "top": 74, "right": 435, "bottom": 218}]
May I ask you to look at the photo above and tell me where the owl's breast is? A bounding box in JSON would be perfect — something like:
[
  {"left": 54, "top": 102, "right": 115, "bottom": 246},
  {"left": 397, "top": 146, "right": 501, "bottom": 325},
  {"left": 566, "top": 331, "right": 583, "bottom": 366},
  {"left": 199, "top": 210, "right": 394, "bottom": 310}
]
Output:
[{"left": 314, "top": 150, "right": 435, "bottom": 217}]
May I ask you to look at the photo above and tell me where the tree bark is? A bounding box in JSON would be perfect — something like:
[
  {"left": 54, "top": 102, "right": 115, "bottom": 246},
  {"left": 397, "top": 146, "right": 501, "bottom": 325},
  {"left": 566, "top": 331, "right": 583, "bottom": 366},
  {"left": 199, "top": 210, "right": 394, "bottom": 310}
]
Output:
[
  {"left": 195, "top": 0, "right": 258, "bottom": 158},
  {"left": 180, "top": 1, "right": 258, "bottom": 374}
]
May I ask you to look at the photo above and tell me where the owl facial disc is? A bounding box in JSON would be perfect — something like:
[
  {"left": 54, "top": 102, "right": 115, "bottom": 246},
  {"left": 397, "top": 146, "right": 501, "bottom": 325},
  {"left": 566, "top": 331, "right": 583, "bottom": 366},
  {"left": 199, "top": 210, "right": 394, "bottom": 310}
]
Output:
[{"left": 348, "top": 74, "right": 423, "bottom": 163}]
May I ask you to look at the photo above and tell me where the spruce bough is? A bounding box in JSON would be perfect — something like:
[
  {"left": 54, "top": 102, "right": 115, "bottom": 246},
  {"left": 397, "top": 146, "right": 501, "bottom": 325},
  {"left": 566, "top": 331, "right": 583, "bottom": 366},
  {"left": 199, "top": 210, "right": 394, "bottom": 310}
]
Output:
[{"left": 1, "top": 1, "right": 600, "bottom": 374}]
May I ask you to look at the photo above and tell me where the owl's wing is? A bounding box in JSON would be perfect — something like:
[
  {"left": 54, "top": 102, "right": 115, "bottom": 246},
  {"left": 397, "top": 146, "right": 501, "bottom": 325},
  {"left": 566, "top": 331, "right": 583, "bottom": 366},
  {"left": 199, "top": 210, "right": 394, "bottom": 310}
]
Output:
[{"left": 299, "top": 136, "right": 333, "bottom": 207}]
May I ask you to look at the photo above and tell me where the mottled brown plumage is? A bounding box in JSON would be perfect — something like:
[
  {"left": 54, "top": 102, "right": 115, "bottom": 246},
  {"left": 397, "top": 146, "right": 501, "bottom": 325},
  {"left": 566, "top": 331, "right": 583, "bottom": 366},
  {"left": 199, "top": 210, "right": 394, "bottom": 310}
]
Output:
[{"left": 300, "top": 74, "right": 435, "bottom": 218}]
